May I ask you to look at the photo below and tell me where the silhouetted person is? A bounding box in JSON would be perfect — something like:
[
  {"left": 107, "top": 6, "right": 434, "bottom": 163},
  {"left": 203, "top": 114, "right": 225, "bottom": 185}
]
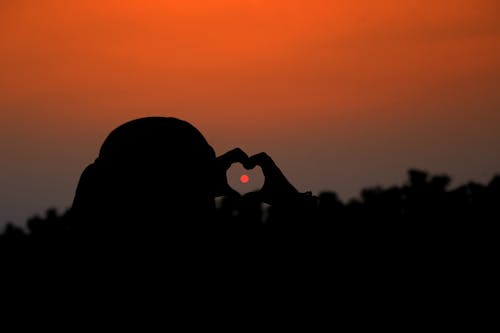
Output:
[{"left": 70, "top": 116, "right": 306, "bottom": 245}]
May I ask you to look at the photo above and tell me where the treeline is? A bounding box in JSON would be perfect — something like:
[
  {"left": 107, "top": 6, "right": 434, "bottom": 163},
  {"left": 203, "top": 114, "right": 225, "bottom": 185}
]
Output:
[{"left": 1, "top": 168, "right": 499, "bottom": 250}]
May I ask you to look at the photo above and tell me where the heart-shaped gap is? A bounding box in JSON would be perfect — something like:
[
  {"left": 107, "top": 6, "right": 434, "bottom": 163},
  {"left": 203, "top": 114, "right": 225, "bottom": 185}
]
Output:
[{"left": 227, "top": 162, "right": 264, "bottom": 195}]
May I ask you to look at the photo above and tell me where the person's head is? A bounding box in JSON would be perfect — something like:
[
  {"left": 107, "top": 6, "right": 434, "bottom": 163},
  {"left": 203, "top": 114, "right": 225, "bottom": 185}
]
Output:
[{"left": 72, "top": 117, "right": 217, "bottom": 232}]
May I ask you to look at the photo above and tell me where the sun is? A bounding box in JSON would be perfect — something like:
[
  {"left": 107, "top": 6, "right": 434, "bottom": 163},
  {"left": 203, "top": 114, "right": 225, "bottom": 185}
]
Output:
[{"left": 240, "top": 174, "right": 250, "bottom": 184}]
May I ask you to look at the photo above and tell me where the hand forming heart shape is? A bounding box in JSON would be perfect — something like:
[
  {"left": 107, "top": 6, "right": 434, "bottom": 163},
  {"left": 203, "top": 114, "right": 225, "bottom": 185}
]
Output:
[{"left": 215, "top": 148, "right": 298, "bottom": 205}]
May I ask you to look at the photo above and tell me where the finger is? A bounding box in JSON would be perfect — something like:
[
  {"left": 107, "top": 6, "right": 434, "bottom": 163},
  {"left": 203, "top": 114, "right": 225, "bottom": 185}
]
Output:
[
  {"left": 244, "top": 152, "right": 275, "bottom": 173},
  {"left": 241, "top": 190, "right": 265, "bottom": 203},
  {"left": 217, "top": 148, "right": 249, "bottom": 169},
  {"left": 216, "top": 184, "right": 241, "bottom": 198},
  {"left": 224, "top": 187, "right": 241, "bottom": 199}
]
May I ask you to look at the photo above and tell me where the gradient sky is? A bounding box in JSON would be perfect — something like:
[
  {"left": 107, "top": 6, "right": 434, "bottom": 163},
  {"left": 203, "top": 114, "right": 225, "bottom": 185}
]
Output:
[{"left": 1, "top": 0, "right": 499, "bottom": 225}]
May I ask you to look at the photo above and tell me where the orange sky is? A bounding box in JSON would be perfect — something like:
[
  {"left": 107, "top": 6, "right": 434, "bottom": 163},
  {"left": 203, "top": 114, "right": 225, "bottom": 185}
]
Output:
[{"left": 1, "top": 0, "right": 500, "bottom": 224}]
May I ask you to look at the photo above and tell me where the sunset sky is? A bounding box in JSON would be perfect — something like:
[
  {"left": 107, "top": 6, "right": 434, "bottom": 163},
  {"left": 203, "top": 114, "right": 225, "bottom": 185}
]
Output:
[{"left": 1, "top": 0, "right": 499, "bottom": 225}]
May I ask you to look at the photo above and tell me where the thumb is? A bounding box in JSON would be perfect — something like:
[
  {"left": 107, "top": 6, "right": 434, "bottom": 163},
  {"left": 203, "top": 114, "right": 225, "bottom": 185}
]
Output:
[{"left": 220, "top": 184, "right": 241, "bottom": 199}]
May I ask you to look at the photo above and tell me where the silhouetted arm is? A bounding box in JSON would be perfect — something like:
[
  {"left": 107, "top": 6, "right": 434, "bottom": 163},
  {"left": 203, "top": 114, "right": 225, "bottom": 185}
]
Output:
[{"left": 243, "top": 152, "right": 318, "bottom": 223}]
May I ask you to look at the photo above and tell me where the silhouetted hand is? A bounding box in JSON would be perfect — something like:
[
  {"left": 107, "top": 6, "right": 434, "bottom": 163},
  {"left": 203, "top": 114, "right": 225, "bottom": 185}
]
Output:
[
  {"left": 243, "top": 152, "right": 298, "bottom": 205},
  {"left": 214, "top": 148, "right": 249, "bottom": 198}
]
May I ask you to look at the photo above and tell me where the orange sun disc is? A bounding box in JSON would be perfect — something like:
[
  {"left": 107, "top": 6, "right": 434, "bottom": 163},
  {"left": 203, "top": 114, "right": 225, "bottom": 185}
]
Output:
[{"left": 240, "top": 174, "right": 250, "bottom": 184}]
